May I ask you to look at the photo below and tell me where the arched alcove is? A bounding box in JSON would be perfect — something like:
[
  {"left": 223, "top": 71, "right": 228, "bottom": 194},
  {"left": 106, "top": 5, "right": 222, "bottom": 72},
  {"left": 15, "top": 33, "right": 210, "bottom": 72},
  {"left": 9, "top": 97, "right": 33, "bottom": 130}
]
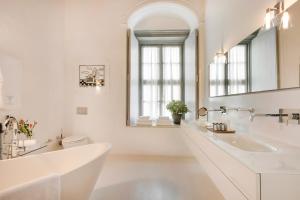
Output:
[
  {"left": 127, "top": 2, "right": 199, "bottom": 30},
  {"left": 126, "top": 2, "right": 200, "bottom": 126}
]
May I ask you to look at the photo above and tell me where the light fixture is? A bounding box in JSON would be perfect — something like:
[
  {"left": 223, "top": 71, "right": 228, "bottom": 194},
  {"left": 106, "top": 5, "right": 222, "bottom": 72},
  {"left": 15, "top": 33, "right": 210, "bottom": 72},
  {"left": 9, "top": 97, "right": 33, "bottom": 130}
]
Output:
[
  {"left": 214, "top": 51, "right": 226, "bottom": 64},
  {"left": 281, "top": 11, "right": 290, "bottom": 29},
  {"left": 265, "top": 8, "right": 276, "bottom": 30},
  {"left": 264, "top": 1, "right": 290, "bottom": 30}
]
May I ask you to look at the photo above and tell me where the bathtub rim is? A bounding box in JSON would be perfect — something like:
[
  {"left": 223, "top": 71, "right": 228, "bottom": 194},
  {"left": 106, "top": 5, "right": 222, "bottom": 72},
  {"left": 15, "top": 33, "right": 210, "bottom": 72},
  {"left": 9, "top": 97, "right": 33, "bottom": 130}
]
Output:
[
  {"left": 0, "top": 143, "right": 112, "bottom": 176},
  {"left": 0, "top": 143, "right": 111, "bottom": 196},
  {"left": 0, "top": 143, "right": 112, "bottom": 192}
]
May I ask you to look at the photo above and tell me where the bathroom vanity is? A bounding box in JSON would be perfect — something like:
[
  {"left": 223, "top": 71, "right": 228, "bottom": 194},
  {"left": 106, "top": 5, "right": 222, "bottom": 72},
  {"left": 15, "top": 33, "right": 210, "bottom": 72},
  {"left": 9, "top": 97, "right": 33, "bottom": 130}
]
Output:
[{"left": 182, "top": 122, "right": 300, "bottom": 200}]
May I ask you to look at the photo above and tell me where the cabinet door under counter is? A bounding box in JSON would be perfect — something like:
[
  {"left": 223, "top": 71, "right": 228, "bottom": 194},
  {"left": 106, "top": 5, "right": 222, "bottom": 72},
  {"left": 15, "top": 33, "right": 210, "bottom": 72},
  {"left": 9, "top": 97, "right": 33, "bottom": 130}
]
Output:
[
  {"left": 181, "top": 122, "right": 300, "bottom": 200},
  {"left": 183, "top": 132, "right": 249, "bottom": 200},
  {"left": 260, "top": 174, "right": 300, "bottom": 200}
]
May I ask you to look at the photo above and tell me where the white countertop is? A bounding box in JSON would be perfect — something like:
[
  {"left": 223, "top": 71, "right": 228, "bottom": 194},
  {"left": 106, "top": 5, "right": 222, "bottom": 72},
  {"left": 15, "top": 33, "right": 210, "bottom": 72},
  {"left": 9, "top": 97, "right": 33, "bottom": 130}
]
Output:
[{"left": 183, "top": 121, "right": 300, "bottom": 174}]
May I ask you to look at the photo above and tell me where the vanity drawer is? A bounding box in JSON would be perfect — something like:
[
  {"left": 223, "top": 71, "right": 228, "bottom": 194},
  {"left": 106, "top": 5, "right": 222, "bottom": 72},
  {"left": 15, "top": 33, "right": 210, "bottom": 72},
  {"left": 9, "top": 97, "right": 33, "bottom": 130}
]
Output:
[
  {"left": 261, "top": 173, "right": 300, "bottom": 200},
  {"left": 183, "top": 134, "right": 247, "bottom": 200},
  {"left": 185, "top": 129, "right": 260, "bottom": 200}
]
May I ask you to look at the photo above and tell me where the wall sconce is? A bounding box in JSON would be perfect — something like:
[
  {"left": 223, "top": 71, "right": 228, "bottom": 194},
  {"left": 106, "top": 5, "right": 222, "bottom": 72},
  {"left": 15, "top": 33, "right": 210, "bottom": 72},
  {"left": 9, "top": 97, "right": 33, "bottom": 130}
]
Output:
[
  {"left": 265, "top": 8, "right": 276, "bottom": 30},
  {"left": 214, "top": 51, "right": 226, "bottom": 64},
  {"left": 265, "top": 1, "right": 290, "bottom": 30},
  {"left": 281, "top": 11, "right": 290, "bottom": 29}
]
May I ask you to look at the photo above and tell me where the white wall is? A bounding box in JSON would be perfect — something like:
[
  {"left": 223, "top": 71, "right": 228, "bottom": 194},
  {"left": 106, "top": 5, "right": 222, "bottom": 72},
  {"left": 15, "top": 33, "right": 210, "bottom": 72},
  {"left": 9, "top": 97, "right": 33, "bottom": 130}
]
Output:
[
  {"left": 63, "top": 0, "right": 204, "bottom": 156},
  {"left": 0, "top": 0, "right": 65, "bottom": 142},
  {"left": 204, "top": 0, "right": 300, "bottom": 147},
  {"left": 135, "top": 13, "right": 189, "bottom": 30}
]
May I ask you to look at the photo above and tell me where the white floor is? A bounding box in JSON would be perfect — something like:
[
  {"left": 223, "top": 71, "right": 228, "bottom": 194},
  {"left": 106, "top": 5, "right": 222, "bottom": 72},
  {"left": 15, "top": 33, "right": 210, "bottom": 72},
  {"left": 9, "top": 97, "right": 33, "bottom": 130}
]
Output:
[{"left": 91, "top": 155, "right": 224, "bottom": 200}]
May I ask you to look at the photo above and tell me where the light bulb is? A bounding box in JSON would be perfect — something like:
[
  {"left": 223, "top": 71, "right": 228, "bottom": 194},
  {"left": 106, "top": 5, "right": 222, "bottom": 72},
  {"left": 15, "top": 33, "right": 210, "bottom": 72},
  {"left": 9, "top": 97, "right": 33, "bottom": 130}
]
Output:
[
  {"left": 214, "top": 53, "right": 226, "bottom": 64},
  {"left": 265, "top": 9, "right": 275, "bottom": 30},
  {"left": 214, "top": 55, "right": 218, "bottom": 63},
  {"left": 281, "top": 11, "right": 290, "bottom": 29}
]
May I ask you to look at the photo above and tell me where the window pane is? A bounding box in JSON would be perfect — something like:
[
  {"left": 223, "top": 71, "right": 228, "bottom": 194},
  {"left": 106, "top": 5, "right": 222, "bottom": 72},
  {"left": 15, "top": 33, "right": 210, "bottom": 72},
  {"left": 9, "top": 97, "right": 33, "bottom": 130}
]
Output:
[
  {"left": 142, "top": 47, "right": 159, "bottom": 64},
  {"left": 172, "top": 85, "right": 181, "bottom": 100},
  {"left": 162, "top": 46, "right": 182, "bottom": 117},
  {"left": 164, "top": 63, "right": 180, "bottom": 81},
  {"left": 141, "top": 46, "right": 160, "bottom": 119},
  {"left": 163, "top": 47, "right": 180, "bottom": 64},
  {"left": 142, "top": 64, "right": 160, "bottom": 81}
]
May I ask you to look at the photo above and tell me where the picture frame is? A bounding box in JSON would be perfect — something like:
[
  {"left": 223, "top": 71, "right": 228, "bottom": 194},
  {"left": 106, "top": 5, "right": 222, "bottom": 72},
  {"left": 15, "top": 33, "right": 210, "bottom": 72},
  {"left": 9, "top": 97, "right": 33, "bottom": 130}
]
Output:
[{"left": 79, "top": 65, "right": 105, "bottom": 87}]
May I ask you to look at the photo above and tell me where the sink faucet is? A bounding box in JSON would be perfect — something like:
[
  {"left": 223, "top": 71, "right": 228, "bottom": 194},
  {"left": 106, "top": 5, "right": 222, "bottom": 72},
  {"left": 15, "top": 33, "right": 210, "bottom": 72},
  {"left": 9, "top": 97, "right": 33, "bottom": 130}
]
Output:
[
  {"left": 2, "top": 115, "right": 19, "bottom": 159},
  {"left": 4, "top": 116, "right": 18, "bottom": 131},
  {"left": 250, "top": 109, "right": 300, "bottom": 124},
  {"left": 249, "top": 113, "right": 288, "bottom": 122},
  {"left": 198, "top": 106, "right": 255, "bottom": 115}
]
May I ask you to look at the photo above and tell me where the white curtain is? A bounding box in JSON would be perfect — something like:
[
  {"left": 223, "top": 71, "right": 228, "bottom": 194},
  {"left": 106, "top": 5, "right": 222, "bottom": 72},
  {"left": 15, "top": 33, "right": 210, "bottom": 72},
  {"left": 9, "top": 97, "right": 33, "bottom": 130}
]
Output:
[
  {"left": 227, "top": 45, "right": 247, "bottom": 94},
  {"left": 141, "top": 46, "right": 182, "bottom": 119},
  {"left": 209, "top": 62, "right": 226, "bottom": 97},
  {"left": 141, "top": 46, "right": 160, "bottom": 119}
]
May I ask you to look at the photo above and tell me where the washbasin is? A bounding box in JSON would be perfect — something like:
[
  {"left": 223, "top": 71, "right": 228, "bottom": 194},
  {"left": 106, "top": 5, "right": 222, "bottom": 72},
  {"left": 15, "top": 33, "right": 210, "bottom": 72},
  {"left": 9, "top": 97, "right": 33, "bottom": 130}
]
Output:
[{"left": 216, "top": 135, "right": 277, "bottom": 152}]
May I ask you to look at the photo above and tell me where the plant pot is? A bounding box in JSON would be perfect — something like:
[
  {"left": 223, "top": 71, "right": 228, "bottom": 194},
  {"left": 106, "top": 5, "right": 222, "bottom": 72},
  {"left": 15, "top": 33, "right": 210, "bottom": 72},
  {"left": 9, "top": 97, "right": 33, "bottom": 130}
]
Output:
[{"left": 172, "top": 114, "right": 182, "bottom": 125}]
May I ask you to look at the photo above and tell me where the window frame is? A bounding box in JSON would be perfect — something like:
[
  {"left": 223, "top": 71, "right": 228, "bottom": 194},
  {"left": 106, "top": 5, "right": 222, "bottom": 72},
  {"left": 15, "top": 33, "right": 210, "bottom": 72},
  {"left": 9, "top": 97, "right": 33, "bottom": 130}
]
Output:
[{"left": 138, "top": 42, "right": 185, "bottom": 117}]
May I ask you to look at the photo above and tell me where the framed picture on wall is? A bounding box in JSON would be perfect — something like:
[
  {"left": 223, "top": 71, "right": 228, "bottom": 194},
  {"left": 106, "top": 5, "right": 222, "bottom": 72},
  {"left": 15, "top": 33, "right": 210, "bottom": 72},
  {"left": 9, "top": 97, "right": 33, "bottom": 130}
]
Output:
[{"left": 79, "top": 65, "right": 105, "bottom": 87}]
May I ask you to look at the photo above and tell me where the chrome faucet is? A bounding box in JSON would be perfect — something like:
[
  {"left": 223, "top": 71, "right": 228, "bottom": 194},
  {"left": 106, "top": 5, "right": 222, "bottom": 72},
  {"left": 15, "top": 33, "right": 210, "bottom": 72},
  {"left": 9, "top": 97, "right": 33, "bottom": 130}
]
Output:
[
  {"left": 249, "top": 108, "right": 300, "bottom": 124},
  {"left": 4, "top": 116, "right": 19, "bottom": 137},
  {"left": 249, "top": 113, "right": 288, "bottom": 122},
  {"left": 2, "top": 115, "right": 19, "bottom": 159},
  {"left": 198, "top": 106, "right": 255, "bottom": 119}
]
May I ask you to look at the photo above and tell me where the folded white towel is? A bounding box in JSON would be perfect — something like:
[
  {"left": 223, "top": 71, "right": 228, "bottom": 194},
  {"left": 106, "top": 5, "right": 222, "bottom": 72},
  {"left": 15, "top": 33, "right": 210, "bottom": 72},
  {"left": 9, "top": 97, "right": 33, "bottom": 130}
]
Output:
[
  {"left": 158, "top": 116, "right": 170, "bottom": 121},
  {"left": 136, "top": 116, "right": 153, "bottom": 126},
  {"left": 156, "top": 117, "right": 173, "bottom": 126},
  {"left": 137, "top": 121, "right": 152, "bottom": 125},
  {"left": 156, "top": 122, "right": 173, "bottom": 126},
  {"left": 0, "top": 173, "right": 61, "bottom": 200},
  {"left": 138, "top": 116, "right": 150, "bottom": 121}
]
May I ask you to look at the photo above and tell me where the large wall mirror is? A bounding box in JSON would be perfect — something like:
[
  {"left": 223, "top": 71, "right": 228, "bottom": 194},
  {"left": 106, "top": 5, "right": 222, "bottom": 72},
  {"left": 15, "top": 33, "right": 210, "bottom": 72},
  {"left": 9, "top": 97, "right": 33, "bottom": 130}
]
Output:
[{"left": 209, "top": 0, "right": 300, "bottom": 97}]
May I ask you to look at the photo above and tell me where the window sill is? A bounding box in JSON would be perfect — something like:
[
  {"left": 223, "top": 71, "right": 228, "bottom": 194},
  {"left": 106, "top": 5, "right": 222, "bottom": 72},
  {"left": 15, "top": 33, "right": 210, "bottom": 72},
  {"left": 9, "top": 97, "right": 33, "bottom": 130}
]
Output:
[{"left": 127, "top": 124, "right": 181, "bottom": 128}]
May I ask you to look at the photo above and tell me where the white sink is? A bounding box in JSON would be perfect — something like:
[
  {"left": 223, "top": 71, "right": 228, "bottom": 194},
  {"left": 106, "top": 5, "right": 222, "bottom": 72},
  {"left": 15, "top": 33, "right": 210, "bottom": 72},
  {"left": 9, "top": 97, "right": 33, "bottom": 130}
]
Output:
[{"left": 217, "top": 135, "right": 277, "bottom": 152}]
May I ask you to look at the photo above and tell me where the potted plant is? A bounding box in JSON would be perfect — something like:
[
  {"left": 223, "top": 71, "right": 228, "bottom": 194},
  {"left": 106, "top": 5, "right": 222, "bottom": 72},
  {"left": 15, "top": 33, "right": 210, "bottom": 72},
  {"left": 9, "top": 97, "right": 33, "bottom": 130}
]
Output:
[{"left": 166, "top": 100, "right": 189, "bottom": 125}]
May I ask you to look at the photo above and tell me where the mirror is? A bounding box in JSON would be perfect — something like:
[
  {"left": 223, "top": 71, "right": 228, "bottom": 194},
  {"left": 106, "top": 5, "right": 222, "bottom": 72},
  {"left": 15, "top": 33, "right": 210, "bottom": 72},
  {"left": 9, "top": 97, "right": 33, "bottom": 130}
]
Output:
[{"left": 209, "top": 0, "right": 300, "bottom": 97}]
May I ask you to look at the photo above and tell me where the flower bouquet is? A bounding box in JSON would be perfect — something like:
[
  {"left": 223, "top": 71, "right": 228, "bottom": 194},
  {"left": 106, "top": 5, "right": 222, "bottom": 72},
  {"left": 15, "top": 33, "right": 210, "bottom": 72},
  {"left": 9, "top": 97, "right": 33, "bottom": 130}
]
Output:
[{"left": 18, "top": 119, "right": 37, "bottom": 139}]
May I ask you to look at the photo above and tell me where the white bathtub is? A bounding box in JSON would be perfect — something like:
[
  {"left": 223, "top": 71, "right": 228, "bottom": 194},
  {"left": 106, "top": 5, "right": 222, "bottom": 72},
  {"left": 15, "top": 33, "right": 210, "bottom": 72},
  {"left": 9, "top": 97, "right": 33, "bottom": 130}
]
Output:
[{"left": 0, "top": 143, "right": 111, "bottom": 200}]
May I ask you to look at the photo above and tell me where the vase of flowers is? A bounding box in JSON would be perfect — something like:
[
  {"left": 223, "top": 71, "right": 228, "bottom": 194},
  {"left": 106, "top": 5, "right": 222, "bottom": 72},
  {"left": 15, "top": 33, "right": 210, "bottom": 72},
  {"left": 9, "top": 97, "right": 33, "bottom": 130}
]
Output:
[
  {"left": 166, "top": 100, "right": 189, "bottom": 125},
  {"left": 18, "top": 119, "right": 37, "bottom": 139}
]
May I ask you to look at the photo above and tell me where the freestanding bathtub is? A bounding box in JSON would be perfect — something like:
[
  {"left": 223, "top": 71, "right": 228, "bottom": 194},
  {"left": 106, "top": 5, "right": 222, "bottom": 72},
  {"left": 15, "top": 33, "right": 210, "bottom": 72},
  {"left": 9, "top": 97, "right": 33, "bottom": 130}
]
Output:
[{"left": 0, "top": 143, "right": 111, "bottom": 200}]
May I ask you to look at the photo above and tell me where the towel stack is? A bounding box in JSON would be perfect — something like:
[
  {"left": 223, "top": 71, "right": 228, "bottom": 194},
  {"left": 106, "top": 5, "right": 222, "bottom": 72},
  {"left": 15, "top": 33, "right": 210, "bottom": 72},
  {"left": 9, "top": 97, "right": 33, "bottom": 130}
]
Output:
[
  {"left": 136, "top": 116, "right": 153, "bottom": 126},
  {"left": 156, "top": 116, "right": 173, "bottom": 126}
]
